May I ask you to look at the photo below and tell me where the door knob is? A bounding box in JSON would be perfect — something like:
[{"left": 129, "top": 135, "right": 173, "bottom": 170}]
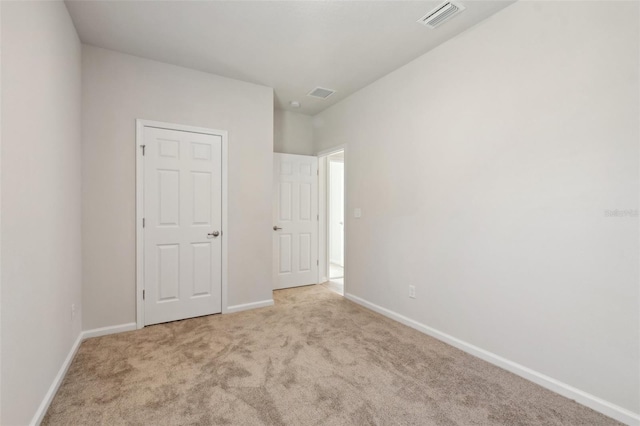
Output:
[
  {"left": 273, "top": 226, "right": 282, "bottom": 231},
  {"left": 208, "top": 231, "right": 220, "bottom": 238}
]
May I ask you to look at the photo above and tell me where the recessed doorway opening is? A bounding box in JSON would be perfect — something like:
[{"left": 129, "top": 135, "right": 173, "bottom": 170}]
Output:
[{"left": 318, "top": 147, "right": 345, "bottom": 296}]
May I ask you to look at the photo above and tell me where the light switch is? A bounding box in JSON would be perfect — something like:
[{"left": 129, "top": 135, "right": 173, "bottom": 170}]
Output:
[{"left": 354, "top": 208, "right": 362, "bottom": 218}]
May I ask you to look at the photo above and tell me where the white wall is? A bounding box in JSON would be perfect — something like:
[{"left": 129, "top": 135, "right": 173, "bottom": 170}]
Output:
[
  {"left": 274, "top": 109, "right": 314, "bottom": 155},
  {"left": 82, "top": 45, "right": 274, "bottom": 330},
  {"left": 1, "top": 2, "right": 83, "bottom": 424},
  {"left": 314, "top": 0, "right": 639, "bottom": 418}
]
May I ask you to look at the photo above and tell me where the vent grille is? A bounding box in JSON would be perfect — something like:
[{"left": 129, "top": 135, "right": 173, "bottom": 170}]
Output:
[
  {"left": 417, "top": 1, "right": 465, "bottom": 29},
  {"left": 308, "top": 87, "right": 336, "bottom": 99}
]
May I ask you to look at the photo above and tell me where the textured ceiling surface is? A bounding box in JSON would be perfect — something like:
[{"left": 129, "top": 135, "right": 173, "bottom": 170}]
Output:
[{"left": 66, "top": 1, "right": 514, "bottom": 115}]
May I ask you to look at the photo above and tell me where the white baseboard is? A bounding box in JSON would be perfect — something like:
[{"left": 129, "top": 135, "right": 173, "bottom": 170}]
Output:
[
  {"left": 82, "top": 322, "right": 137, "bottom": 339},
  {"left": 30, "top": 333, "right": 83, "bottom": 426},
  {"left": 226, "top": 299, "right": 274, "bottom": 314},
  {"left": 30, "top": 322, "right": 137, "bottom": 425},
  {"left": 344, "top": 293, "right": 640, "bottom": 426},
  {"left": 30, "top": 308, "right": 272, "bottom": 423}
]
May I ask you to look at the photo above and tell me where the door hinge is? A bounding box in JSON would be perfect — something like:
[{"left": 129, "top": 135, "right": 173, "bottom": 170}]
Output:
[
  {"left": 143, "top": 218, "right": 145, "bottom": 228},
  {"left": 317, "top": 214, "right": 319, "bottom": 221},
  {"left": 317, "top": 260, "right": 319, "bottom": 266},
  {"left": 143, "top": 289, "right": 145, "bottom": 300},
  {"left": 141, "top": 145, "right": 146, "bottom": 156}
]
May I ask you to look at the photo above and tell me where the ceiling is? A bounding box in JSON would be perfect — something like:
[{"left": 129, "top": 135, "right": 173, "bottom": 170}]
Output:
[{"left": 66, "top": 1, "right": 515, "bottom": 116}]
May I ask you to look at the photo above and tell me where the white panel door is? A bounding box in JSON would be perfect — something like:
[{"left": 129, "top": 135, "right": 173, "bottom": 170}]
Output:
[
  {"left": 273, "top": 153, "right": 318, "bottom": 289},
  {"left": 144, "top": 126, "right": 222, "bottom": 325}
]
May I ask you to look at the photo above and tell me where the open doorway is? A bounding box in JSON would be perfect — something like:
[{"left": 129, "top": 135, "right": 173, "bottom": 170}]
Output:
[
  {"left": 318, "top": 148, "right": 345, "bottom": 296},
  {"left": 328, "top": 152, "right": 344, "bottom": 281}
]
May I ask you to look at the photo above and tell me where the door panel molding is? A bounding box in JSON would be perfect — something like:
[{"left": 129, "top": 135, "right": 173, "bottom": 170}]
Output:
[
  {"left": 273, "top": 153, "right": 319, "bottom": 289},
  {"left": 136, "top": 119, "right": 228, "bottom": 329}
]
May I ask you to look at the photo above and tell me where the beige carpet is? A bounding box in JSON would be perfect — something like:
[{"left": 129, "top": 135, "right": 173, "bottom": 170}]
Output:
[{"left": 43, "top": 285, "right": 620, "bottom": 425}]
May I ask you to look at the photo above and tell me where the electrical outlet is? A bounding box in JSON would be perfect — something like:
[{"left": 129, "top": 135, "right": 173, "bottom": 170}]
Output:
[
  {"left": 409, "top": 285, "right": 416, "bottom": 299},
  {"left": 71, "top": 303, "right": 77, "bottom": 318}
]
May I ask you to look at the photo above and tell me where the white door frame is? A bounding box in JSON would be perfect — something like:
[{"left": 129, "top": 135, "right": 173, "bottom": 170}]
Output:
[
  {"left": 135, "top": 119, "right": 228, "bottom": 329},
  {"left": 317, "top": 145, "right": 347, "bottom": 289},
  {"left": 328, "top": 158, "right": 344, "bottom": 267}
]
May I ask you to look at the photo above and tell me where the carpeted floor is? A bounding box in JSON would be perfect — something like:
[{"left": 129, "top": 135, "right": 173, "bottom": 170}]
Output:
[{"left": 43, "top": 285, "right": 620, "bottom": 425}]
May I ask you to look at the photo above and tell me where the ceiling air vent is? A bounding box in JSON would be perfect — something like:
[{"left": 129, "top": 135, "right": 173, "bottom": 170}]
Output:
[
  {"left": 417, "top": 1, "right": 465, "bottom": 29},
  {"left": 308, "top": 87, "right": 336, "bottom": 100}
]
